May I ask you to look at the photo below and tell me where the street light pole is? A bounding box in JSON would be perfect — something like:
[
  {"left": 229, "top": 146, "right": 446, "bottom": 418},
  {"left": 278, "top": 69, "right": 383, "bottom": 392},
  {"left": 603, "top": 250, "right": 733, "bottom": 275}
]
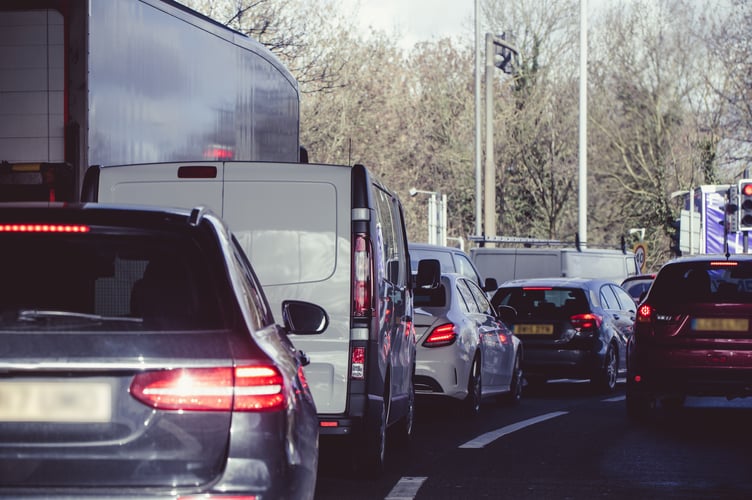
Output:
[
  {"left": 474, "top": 0, "right": 482, "bottom": 237},
  {"left": 410, "top": 188, "right": 446, "bottom": 246}
]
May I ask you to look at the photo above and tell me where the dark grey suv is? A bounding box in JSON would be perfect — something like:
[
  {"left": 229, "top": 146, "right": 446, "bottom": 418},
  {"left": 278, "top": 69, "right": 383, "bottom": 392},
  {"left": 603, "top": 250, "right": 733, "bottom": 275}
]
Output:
[
  {"left": 0, "top": 203, "right": 325, "bottom": 499},
  {"left": 491, "top": 277, "right": 636, "bottom": 392}
]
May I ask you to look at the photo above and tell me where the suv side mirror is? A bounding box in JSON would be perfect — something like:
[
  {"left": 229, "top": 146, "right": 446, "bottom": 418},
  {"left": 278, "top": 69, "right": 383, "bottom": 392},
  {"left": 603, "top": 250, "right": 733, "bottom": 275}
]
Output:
[
  {"left": 415, "top": 258, "right": 441, "bottom": 288},
  {"left": 281, "top": 300, "right": 329, "bottom": 334}
]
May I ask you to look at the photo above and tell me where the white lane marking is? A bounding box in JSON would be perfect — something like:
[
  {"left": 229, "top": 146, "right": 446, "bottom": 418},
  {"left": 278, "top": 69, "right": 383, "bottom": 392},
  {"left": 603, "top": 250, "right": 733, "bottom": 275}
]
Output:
[
  {"left": 459, "top": 411, "right": 569, "bottom": 449},
  {"left": 603, "top": 395, "right": 626, "bottom": 402},
  {"left": 385, "top": 476, "right": 428, "bottom": 500}
]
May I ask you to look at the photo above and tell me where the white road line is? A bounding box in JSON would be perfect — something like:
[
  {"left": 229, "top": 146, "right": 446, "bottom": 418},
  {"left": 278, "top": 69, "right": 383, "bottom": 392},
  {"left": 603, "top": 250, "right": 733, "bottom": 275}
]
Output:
[
  {"left": 458, "top": 411, "right": 569, "bottom": 449},
  {"left": 385, "top": 476, "right": 428, "bottom": 500},
  {"left": 602, "top": 395, "right": 626, "bottom": 402}
]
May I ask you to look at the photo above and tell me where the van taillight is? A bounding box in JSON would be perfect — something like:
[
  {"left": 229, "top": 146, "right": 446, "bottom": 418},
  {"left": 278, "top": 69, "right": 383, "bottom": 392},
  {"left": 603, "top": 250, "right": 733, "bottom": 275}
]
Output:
[
  {"left": 353, "top": 234, "right": 373, "bottom": 317},
  {"left": 351, "top": 347, "right": 365, "bottom": 380},
  {"left": 130, "top": 366, "right": 286, "bottom": 412}
]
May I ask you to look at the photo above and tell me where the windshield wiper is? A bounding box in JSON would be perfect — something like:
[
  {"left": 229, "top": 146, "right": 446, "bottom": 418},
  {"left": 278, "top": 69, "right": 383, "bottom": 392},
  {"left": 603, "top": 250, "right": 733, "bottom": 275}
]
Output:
[{"left": 17, "top": 309, "right": 142, "bottom": 323}]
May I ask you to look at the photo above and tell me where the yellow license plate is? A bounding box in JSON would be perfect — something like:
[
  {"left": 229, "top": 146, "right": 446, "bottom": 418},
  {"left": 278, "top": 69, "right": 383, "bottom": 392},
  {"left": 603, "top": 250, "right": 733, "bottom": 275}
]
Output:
[
  {"left": 515, "top": 324, "right": 554, "bottom": 335},
  {"left": 692, "top": 318, "right": 749, "bottom": 332}
]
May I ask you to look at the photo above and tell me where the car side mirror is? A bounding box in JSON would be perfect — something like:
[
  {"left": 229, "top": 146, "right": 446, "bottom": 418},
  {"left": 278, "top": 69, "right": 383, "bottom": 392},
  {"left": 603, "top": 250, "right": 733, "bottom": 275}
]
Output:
[
  {"left": 415, "top": 258, "right": 441, "bottom": 288},
  {"left": 281, "top": 300, "right": 328, "bottom": 334},
  {"left": 483, "top": 277, "right": 498, "bottom": 293},
  {"left": 495, "top": 305, "right": 517, "bottom": 325}
]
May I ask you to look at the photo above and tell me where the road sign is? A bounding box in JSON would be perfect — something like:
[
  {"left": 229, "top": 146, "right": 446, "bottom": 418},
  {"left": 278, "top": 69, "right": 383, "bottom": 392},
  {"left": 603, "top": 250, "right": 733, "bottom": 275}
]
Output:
[{"left": 633, "top": 243, "right": 647, "bottom": 273}]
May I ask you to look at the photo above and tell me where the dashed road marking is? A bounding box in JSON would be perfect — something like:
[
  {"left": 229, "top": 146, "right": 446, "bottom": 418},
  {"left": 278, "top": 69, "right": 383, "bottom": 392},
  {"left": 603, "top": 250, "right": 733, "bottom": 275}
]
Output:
[
  {"left": 385, "top": 476, "right": 428, "bottom": 500},
  {"left": 458, "top": 411, "right": 569, "bottom": 449}
]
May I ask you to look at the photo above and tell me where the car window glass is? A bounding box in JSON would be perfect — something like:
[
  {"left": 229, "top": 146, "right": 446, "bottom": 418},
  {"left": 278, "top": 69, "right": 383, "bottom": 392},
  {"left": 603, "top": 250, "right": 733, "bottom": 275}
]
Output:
[
  {"left": 231, "top": 236, "right": 274, "bottom": 329},
  {"left": 0, "top": 230, "right": 224, "bottom": 331},
  {"left": 612, "top": 285, "right": 636, "bottom": 311},
  {"left": 411, "top": 248, "right": 454, "bottom": 274},
  {"left": 457, "top": 279, "right": 480, "bottom": 314},
  {"left": 600, "top": 285, "right": 619, "bottom": 310},
  {"left": 455, "top": 253, "right": 481, "bottom": 283},
  {"left": 466, "top": 279, "right": 494, "bottom": 315},
  {"left": 455, "top": 282, "right": 471, "bottom": 314},
  {"left": 493, "top": 287, "right": 587, "bottom": 318},
  {"left": 374, "top": 186, "right": 400, "bottom": 285}
]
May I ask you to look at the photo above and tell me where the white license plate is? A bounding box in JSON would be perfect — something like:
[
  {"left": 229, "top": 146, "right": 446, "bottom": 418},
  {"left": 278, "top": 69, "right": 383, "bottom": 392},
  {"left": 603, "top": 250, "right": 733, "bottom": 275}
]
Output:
[{"left": 0, "top": 381, "right": 112, "bottom": 423}]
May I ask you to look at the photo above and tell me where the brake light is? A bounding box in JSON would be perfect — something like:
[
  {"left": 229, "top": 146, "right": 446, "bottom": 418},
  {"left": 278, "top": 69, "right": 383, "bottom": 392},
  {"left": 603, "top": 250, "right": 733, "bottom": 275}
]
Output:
[
  {"left": 177, "top": 166, "right": 218, "bottom": 178},
  {"left": 570, "top": 313, "right": 602, "bottom": 330},
  {"left": 423, "top": 323, "right": 458, "bottom": 347},
  {"left": 637, "top": 303, "right": 653, "bottom": 323},
  {"left": 0, "top": 223, "right": 90, "bottom": 233},
  {"left": 351, "top": 346, "right": 365, "bottom": 380},
  {"left": 522, "top": 286, "right": 552, "bottom": 291},
  {"left": 710, "top": 261, "right": 738, "bottom": 268},
  {"left": 353, "top": 234, "right": 373, "bottom": 317},
  {"left": 130, "top": 366, "right": 285, "bottom": 412}
]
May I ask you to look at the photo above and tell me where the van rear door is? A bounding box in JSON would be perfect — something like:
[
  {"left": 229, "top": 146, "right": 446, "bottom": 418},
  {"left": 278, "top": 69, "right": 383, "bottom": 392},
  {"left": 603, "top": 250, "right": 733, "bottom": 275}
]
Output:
[
  {"left": 90, "top": 162, "right": 224, "bottom": 213},
  {"left": 223, "top": 162, "right": 351, "bottom": 414}
]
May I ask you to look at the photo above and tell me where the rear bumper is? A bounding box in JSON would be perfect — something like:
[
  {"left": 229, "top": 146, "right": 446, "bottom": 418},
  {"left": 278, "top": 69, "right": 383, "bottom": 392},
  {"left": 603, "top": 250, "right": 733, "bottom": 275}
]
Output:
[
  {"left": 522, "top": 348, "right": 599, "bottom": 379},
  {"left": 628, "top": 346, "right": 752, "bottom": 398}
]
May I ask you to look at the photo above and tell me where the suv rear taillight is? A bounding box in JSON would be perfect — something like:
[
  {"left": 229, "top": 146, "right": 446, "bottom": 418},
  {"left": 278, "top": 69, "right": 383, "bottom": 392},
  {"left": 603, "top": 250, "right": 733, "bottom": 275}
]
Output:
[
  {"left": 353, "top": 234, "right": 373, "bottom": 317},
  {"left": 571, "top": 313, "right": 602, "bottom": 331},
  {"left": 423, "top": 323, "right": 458, "bottom": 347},
  {"left": 130, "top": 366, "right": 286, "bottom": 412}
]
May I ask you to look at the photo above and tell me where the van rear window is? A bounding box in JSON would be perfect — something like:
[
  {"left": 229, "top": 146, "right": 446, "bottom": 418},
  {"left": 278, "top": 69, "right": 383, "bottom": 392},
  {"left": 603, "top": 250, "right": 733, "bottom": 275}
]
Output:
[{"left": 225, "top": 181, "right": 338, "bottom": 286}]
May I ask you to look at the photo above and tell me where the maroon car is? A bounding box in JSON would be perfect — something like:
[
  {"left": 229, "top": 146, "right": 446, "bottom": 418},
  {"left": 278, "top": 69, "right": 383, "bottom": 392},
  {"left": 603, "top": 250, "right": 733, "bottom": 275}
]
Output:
[{"left": 626, "top": 255, "right": 752, "bottom": 420}]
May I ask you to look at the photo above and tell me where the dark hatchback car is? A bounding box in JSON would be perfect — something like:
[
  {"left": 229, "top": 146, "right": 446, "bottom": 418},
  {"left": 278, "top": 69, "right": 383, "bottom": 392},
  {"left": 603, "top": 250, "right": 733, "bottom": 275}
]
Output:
[
  {"left": 627, "top": 255, "right": 752, "bottom": 420},
  {"left": 491, "top": 278, "right": 636, "bottom": 392},
  {"left": 0, "top": 203, "right": 326, "bottom": 499}
]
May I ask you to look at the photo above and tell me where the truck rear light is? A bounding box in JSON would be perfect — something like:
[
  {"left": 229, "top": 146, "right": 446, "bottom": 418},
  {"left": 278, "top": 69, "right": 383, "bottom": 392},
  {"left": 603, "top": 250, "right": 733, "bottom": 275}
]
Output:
[
  {"left": 423, "top": 323, "right": 458, "bottom": 347},
  {"left": 130, "top": 366, "right": 285, "bottom": 412},
  {"left": 351, "top": 346, "right": 365, "bottom": 380},
  {"left": 352, "top": 234, "right": 373, "bottom": 317}
]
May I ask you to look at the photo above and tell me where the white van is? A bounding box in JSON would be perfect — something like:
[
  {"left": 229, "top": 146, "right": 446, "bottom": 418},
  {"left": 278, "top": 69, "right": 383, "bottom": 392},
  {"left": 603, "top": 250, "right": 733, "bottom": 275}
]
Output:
[
  {"left": 82, "top": 161, "right": 438, "bottom": 474},
  {"left": 470, "top": 247, "right": 639, "bottom": 285}
]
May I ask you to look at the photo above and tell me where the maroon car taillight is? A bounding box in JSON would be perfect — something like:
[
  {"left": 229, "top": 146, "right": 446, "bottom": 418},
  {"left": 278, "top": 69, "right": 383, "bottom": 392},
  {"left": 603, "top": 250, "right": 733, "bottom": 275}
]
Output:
[
  {"left": 423, "top": 323, "right": 458, "bottom": 347},
  {"left": 130, "top": 366, "right": 286, "bottom": 412},
  {"left": 637, "top": 303, "right": 653, "bottom": 323}
]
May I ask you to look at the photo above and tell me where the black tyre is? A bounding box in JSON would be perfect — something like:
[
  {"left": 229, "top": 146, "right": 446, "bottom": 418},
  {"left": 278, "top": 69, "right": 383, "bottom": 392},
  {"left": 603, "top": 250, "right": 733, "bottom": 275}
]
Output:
[
  {"left": 593, "top": 346, "right": 618, "bottom": 393},
  {"left": 500, "top": 353, "right": 523, "bottom": 405},
  {"left": 393, "top": 369, "right": 415, "bottom": 448},
  {"left": 358, "top": 396, "right": 387, "bottom": 477},
  {"left": 463, "top": 355, "right": 482, "bottom": 417}
]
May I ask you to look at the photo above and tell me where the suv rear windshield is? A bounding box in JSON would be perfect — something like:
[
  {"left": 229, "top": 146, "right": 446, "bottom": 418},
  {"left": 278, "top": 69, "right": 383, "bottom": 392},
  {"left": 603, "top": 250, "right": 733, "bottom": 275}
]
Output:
[
  {"left": 650, "top": 261, "right": 752, "bottom": 306},
  {"left": 493, "top": 287, "right": 589, "bottom": 318},
  {"left": 0, "top": 230, "right": 224, "bottom": 331}
]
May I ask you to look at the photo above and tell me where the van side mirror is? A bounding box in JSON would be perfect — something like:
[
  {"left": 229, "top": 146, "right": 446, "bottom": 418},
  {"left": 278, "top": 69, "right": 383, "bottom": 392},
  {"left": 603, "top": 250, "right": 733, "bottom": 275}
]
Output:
[
  {"left": 281, "top": 300, "right": 328, "bottom": 334},
  {"left": 495, "top": 305, "right": 517, "bottom": 325},
  {"left": 483, "top": 277, "right": 498, "bottom": 292},
  {"left": 415, "top": 258, "right": 440, "bottom": 288}
]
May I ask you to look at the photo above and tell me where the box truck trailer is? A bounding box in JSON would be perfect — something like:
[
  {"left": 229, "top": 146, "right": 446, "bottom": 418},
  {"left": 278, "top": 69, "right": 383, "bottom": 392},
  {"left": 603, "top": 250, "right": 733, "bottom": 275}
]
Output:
[{"left": 0, "top": 0, "right": 300, "bottom": 201}]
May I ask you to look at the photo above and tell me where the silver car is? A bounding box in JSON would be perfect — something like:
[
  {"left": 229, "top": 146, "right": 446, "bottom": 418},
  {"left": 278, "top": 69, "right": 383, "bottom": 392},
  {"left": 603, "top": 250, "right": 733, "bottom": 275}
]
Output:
[
  {"left": 413, "top": 273, "right": 523, "bottom": 415},
  {"left": 0, "top": 203, "right": 325, "bottom": 499}
]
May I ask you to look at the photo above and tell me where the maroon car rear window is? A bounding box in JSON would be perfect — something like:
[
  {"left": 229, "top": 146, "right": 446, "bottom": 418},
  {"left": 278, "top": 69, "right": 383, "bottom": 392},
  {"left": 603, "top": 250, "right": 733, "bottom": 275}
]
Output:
[{"left": 650, "top": 261, "right": 752, "bottom": 305}]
